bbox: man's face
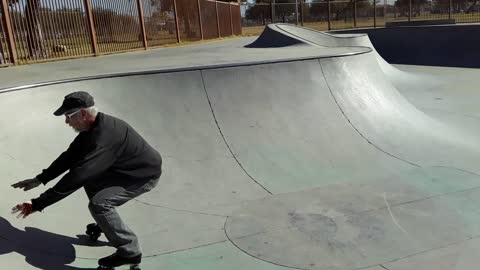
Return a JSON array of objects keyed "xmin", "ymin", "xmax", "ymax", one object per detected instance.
[{"xmin": 65, "ymin": 109, "xmax": 88, "ymax": 133}]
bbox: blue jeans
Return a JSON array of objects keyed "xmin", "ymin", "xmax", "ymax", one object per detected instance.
[{"xmin": 85, "ymin": 175, "xmax": 160, "ymax": 257}]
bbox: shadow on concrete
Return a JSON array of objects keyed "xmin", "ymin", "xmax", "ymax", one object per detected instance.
[{"xmin": 0, "ymin": 216, "xmax": 110, "ymax": 270}]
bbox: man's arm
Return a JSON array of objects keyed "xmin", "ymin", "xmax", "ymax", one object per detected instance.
[
  {"xmin": 35, "ymin": 136, "xmax": 83, "ymax": 185},
  {"xmin": 31, "ymin": 144, "xmax": 116, "ymax": 212}
]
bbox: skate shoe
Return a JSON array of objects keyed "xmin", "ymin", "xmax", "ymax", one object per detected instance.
[{"xmin": 97, "ymin": 253, "xmax": 142, "ymax": 270}]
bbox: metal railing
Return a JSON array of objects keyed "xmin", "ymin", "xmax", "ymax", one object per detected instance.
[
  {"xmin": 241, "ymin": 0, "xmax": 480, "ymax": 34},
  {"xmin": 0, "ymin": 0, "xmax": 242, "ymax": 66}
]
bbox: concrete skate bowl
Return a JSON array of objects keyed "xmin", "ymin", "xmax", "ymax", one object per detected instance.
[
  {"xmin": 333, "ymin": 24, "xmax": 480, "ymax": 68},
  {"xmin": 1, "ymin": 42, "xmax": 480, "ymax": 269}
]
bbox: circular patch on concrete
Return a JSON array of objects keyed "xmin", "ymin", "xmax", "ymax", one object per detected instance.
[{"xmin": 225, "ymin": 166, "xmax": 480, "ymax": 270}]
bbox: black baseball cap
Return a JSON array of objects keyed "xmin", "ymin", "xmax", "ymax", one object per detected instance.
[{"xmin": 54, "ymin": 91, "xmax": 95, "ymax": 116}]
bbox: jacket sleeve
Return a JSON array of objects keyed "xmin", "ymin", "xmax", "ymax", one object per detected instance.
[
  {"xmin": 35, "ymin": 136, "xmax": 83, "ymax": 185},
  {"xmin": 31, "ymin": 144, "xmax": 116, "ymax": 212}
]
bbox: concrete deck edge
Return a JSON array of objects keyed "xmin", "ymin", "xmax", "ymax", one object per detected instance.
[{"xmin": 0, "ymin": 49, "xmax": 372, "ymax": 94}]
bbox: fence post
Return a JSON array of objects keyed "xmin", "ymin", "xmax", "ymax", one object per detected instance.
[
  {"xmin": 84, "ymin": 0, "xmax": 98, "ymax": 56},
  {"xmin": 1, "ymin": 0, "xmax": 17, "ymax": 64},
  {"xmin": 272, "ymin": 0, "xmax": 275, "ymax": 22},
  {"xmin": 408, "ymin": 0, "xmax": 412, "ymax": 21},
  {"xmin": 270, "ymin": 2, "xmax": 273, "ymax": 23},
  {"xmin": 238, "ymin": 3, "xmax": 242, "ymax": 35},
  {"xmin": 216, "ymin": 1, "xmax": 221, "ymax": 38},
  {"xmin": 328, "ymin": 0, "xmax": 331, "ymax": 30},
  {"xmin": 300, "ymin": 0, "xmax": 304, "ymax": 26},
  {"xmin": 449, "ymin": 0, "xmax": 452, "ymax": 19},
  {"xmin": 373, "ymin": 0, "xmax": 377, "ymax": 27},
  {"xmin": 353, "ymin": 0, "xmax": 357, "ymax": 27},
  {"xmin": 295, "ymin": 0, "xmax": 299, "ymax": 25},
  {"xmin": 136, "ymin": 0, "xmax": 147, "ymax": 49},
  {"xmin": 229, "ymin": 3, "xmax": 233, "ymax": 36},
  {"xmin": 173, "ymin": 0, "xmax": 181, "ymax": 43},
  {"xmin": 197, "ymin": 0, "xmax": 204, "ymax": 40}
]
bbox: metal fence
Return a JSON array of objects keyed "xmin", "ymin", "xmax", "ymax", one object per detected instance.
[
  {"xmin": 0, "ymin": 0, "xmax": 242, "ymax": 66},
  {"xmin": 241, "ymin": 0, "xmax": 480, "ymax": 34}
]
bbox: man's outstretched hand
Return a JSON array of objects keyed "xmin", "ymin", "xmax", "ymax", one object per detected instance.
[
  {"xmin": 11, "ymin": 178, "xmax": 41, "ymax": 191},
  {"xmin": 11, "ymin": 202, "xmax": 35, "ymax": 219}
]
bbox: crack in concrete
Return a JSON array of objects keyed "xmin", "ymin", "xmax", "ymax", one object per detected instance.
[{"xmin": 2, "ymin": 153, "xmax": 16, "ymax": 160}]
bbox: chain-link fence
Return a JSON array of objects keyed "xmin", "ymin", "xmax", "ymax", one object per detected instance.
[
  {"xmin": 201, "ymin": 0, "xmax": 219, "ymax": 39},
  {"xmin": 0, "ymin": 0, "xmax": 242, "ymax": 66},
  {"xmin": 141, "ymin": 0, "xmax": 177, "ymax": 48},
  {"xmin": 91, "ymin": 0, "xmax": 144, "ymax": 53},
  {"xmin": 6, "ymin": 0, "xmax": 93, "ymax": 63},
  {"xmin": 242, "ymin": 0, "xmax": 480, "ymax": 35}
]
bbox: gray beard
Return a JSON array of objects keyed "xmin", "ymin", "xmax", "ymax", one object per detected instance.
[{"xmin": 72, "ymin": 126, "xmax": 82, "ymax": 133}]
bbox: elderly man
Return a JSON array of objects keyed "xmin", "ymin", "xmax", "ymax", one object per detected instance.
[{"xmin": 11, "ymin": 91, "xmax": 162, "ymax": 270}]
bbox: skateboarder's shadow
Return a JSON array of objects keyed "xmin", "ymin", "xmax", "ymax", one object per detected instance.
[{"xmin": 0, "ymin": 216, "xmax": 110, "ymax": 270}]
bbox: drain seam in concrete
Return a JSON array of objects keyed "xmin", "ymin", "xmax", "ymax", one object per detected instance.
[
  {"xmin": 132, "ymin": 199, "xmax": 227, "ymax": 217},
  {"xmin": 379, "ymin": 265, "xmax": 389, "ymax": 270},
  {"xmin": 144, "ymin": 239, "xmax": 229, "ymax": 258},
  {"xmin": 78, "ymin": 239, "xmax": 231, "ymax": 260},
  {"xmin": 318, "ymin": 59, "xmax": 421, "ymax": 168},
  {"xmin": 200, "ymin": 70, "xmax": 273, "ymax": 195}
]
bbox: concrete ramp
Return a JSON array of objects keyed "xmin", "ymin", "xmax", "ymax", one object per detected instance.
[
  {"xmin": 1, "ymin": 36, "xmax": 480, "ymax": 269},
  {"xmin": 246, "ymin": 24, "xmax": 402, "ymax": 77}
]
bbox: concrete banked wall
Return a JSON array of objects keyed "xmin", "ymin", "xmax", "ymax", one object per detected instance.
[
  {"xmin": 1, "ymin": 24, "xmax": 480, "ymax": 269},
  {"xmin": 333, "ymin": 24, "xmax": 480, "ymax": 68}
]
